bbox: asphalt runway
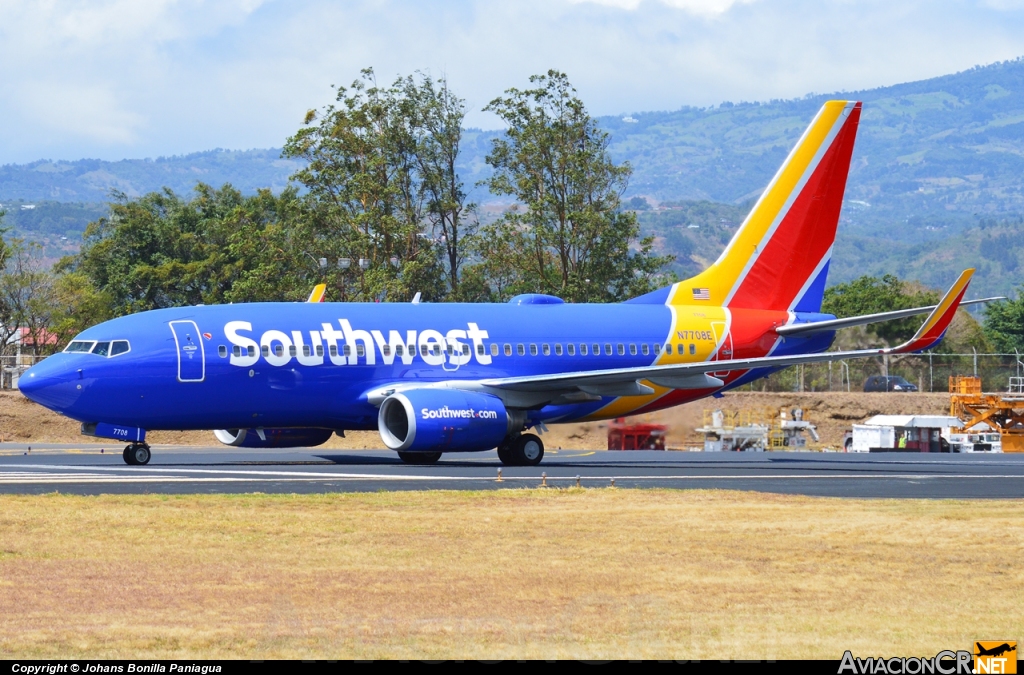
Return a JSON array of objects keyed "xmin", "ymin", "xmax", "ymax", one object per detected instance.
[{"xmin": 1, "ymin": 442, "xmax": 1023, "ymax": 497}]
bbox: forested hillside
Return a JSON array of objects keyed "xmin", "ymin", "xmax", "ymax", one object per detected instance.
[{"xmin": 0, "ymin": 149, "xmax": 299, "ymax": 203}]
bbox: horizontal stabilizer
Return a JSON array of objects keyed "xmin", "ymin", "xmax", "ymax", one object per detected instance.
[{"xmin": 777, "ymin": 294, "xmax": 1001, "ymax": 337}]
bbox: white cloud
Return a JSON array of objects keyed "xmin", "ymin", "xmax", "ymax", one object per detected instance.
[
  {"xmin": 1, "ymin": 0, "xmax": 1023, "ymax": 164},
  {"xmin": 570, "ymin": 0, "xmax": 759, "ymax": 17}
]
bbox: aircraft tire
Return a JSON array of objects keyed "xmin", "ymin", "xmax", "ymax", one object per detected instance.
[
  {"xmin": 513, "ymin": 433, "xmax": 544, "ymax": 466},
  {"xmin": 126, "ymin": 444, "xmax": 151, "ymax": 466},
  {"xmin": 496, "ymin": 440, "xmax": 515, "ymax": 465},
  {"xmin": 398, "ymin": 451, "xmax": 442, "ymax": 465}
]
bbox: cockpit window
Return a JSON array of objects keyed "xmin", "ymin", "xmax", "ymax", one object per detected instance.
[
  {"xmin": 65, "ymin": 341, "xmax": 95, "ymax": 353},
  {"xmin": 110, "ymin": 340, "xmax": 130, "ymax": 356},
  {"xmin": 92, "ymin": 341, "xmax": 111, "ymax": 356}
]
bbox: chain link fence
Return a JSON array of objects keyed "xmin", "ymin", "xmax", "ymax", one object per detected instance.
[{"xmin": 750, "ymin": 352, "xmax": 1024, "ymax": 393}]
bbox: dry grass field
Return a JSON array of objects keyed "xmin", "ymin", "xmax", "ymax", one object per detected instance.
[{"xmin": 1, "ymin": 489, "xmax": 1021, "ymax": 660}]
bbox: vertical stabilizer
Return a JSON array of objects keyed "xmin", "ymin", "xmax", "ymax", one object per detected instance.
[{"xmin": 668, "ymin": 100, "xmax": 861, "ymax": 311}]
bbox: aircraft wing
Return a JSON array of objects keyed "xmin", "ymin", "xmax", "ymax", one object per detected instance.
[{"xmin": 476, "ymin": 269, "xmax": 975, "ymax": 398}]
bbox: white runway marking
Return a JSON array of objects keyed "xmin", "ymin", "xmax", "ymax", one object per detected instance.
[{"xmin": 0, "ymin": 464, "xmax": 1020, "ymax": 484}]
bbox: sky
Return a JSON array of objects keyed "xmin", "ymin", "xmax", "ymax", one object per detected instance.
[{"xmin": 2, "ymin": 0, "xmax": 1024, "ymax": 164}]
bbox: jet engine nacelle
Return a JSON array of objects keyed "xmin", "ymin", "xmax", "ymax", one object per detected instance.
[
  {"xmin": 378, "ymin": 389, "xmax": 511, "ymax": 453},
  {"xmin": 213, "ymin": 428, "xmax": 334, "ymax": 448}
]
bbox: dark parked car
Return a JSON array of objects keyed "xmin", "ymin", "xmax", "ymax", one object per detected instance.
[{"xmin": 863, "ymin": 375, "xmax": 919, "ymax": 392}]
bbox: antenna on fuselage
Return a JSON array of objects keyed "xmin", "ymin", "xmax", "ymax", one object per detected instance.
[{"xmin": 411, "ymin": 292, "xmax": 421, "ymax": 304}]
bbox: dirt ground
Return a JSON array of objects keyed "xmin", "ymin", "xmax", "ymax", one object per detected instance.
[
  {"xmin": 0, "ymin": 389, "xmax": 950, "ymax": 450},
  {"xmin": 2, "ymin": 490, "xmax": 1022, "ymax": 659}
]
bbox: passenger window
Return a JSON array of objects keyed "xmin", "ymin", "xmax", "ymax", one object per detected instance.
[
  {"xmin": 580, "ymin": 344, "xmax": 588, "ymax": 355},
  {"xmin": 653, "ymin": 344, "xmax": 661, "ymax": 355},
  {"xmin": 330, "ymin": 345, "xmax": 338, "ymax": 357},
  {"xmin": 382, "ymin": 345, "xmax": 391, "ymax": 356},
  {"xmin": 65, "ymin": 341, "xmax": 95, "ymax": 353},
  {"xmin": 593, "ymin": 344, "xmax": 600, "ymax": 355},
  {"xmin": 530, "ymin": 344, "xmax": 538, "ymax": 356},
  {"xmin": 517, "ymin": 344, "xmax": 525, "ymax": 356},
  {"xmin": 421, "ymin": 345, "xmax": 429, "ymax": 356},
  {"xmin": 316, "ymin": 345, "xmax": 324, "ymax": 357},
  {"xmin": 431, "ymin": 345, "xmax": 440, "ymax": 356},
  {"xmin": 555, "ymin": 344, "xmax": 563, "ymax": 356},
  {"xmin": 262, "ymin": 345, "xmax": 270, "ymax": 357},
  {"xmin": 248, "ymin": 346, "xmax": 256, "ymax": 357},
  {"xmin": 288, "ymin": 346, "xmax": 297, "ymax": 357},
  {"xmin": 463, "ymin": 345, "xmax": 470, "ymax": 356},
  {"xmin": 542, "ymin": 344, "xmax": 550, "ymax": 356},
  {"xmin": 303, "ymin": 345, "xmax": 312, "ymax": 357},
  {"xmin": 629, "ymin": 344, "xmax": 637, "ymax": 356},
  {"xmin": 567, "ymin": 344, "xmax": 576, "ymax": 356},
  {"xmin": 677, "ymin": 343, "xmax": 685, "ymax": 354},
  {"xmin": 92, "ymin": 341, "xmax": 111, "ymax": 356},
  {"xmin": 690, "ymin": 344, "xmax": 696, "ymax": 355},
  {"xmin": 218, "ymin": 345, "xmax": 227, "ymax": 358},
  {"xmin": 274, "ymin": 345, "xmax": 284, "ymax": 357},
  {"xmin": 491, "ymin": 343, "xmax": 499, "ymax": 356},
  {"xmin": 477, "ymin": 344, "xmax": 485, "ymax": 355},
  {"xmin": 232, "ymin": 345, "xmax": 242, "ymax": 357},
  {"xmin": 505, "ymin": 344, "xmax": 513, "ymax": 356},
  {"xmin": 344, "ymin": 345, "xmax": 352, "ymax": 357},
  {"xmin": 111, "ymin": 340, "xmax": 130, "ymax": 356},
  {"xmin": 357, "ymin": 345, "xmax": 365, "ymax": 357},
  {"xmin": 446, "ymin": 343, "xmax": 454, "ymax": 355},
  {"xmin": 615, "ymin": 344, "xmax": 623, "ymax": 356},
  {"xmin": 641, "ymin": 344, "xmax": 649, "ymax": 356},
  {"xmin": 665, "ymin": 344, "xmax": 673, "ymax": 355},
  {"xmin": 395, "ymin": 345, "xmax": 403, "ymax": 356}
]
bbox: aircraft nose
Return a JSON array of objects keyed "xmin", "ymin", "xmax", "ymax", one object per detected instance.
[{"xmin": 19, "ymin": 355, "xmax": 81, "ymax": 411}]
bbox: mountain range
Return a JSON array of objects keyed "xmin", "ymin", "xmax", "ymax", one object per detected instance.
[{"xmin": 4, "ymin": 58, "xmax": 1024, "ymax": 299}]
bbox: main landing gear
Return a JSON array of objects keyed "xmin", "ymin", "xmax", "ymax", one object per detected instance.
[
  {"xmin": 497, "ymin": 433, "xmax": 544, "ymax": 466},
  {"xmin": 123, "ymin": 443, "xmax": 151, "ymax": 466}
]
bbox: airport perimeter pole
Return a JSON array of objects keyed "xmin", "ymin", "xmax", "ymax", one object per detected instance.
[{"xmin": 929, "ymin": 352, "xmax": 933, "ymax": 392}]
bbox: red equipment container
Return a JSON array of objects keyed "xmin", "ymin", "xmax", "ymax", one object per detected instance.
[{"xmin": 607, "ymin": 417, "xmax": 668, "ymax": 451}]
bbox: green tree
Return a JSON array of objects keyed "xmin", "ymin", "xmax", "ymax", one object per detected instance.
[
  {"xmin": 984, "ymin": 291, "xmax": 1024, "ymax": 353},
  {"xmin": 47, "ymin": 270, "xmax": 114, "ymax": 350},
  {"xmin": 0, "ymin": 239, "xmax": 84, "ymax": 355},
  {"xmin": 473, "ymin": 70, "xmax": 672, "ymax": 303},
  {"xmin": 0, "ymin": 212, "xmax": 16, "ymax": 354},
  {"xmin": 283, "ymin": 68, "xmax": 445, "ymax": 302},
  {"xmin": 66, "ymin": 184, "xmax": 305, "ymax": 315},
  {"xmin": 405, "ymin": 73, "xmax": 478, "ymax": 300}
]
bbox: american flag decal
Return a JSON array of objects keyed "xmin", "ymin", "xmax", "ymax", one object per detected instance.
[{"xmin": 692, "ymin": 288, "xmax": 710, "ymax": 300}]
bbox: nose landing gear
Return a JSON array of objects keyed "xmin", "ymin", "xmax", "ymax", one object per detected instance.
[{"xmin": 123, "ymin": 443, "xmax": 151, "ymax": 466}]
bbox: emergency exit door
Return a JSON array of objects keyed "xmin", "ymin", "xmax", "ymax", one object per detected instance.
[{"xmin": 170, "ymin": 320, "xmax": 205, "ymax": 382}]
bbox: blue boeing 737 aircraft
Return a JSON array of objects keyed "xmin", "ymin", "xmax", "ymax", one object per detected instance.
[{"xmin": 18, "ymin": 101, "xmax": 996, "ymax": 466}]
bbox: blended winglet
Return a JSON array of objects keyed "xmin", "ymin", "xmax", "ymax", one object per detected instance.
[
  {"xmin": 889, "ymin": 269, "xmax": 974, "ymax": 354},
  {"xmin": 307, "ymin": 284, "xmax": 327, "ymax": 303}
]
